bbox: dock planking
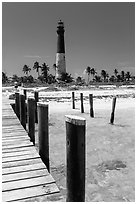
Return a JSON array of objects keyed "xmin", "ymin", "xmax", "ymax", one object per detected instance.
[{"xmin": 2, "ymin": 95, "xmax": 60, "ymax": 202}]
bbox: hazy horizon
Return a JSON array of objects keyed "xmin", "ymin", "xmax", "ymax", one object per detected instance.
[{"xmin": 2, "ymin": 2, "xmax": 135, "ymax": 78}]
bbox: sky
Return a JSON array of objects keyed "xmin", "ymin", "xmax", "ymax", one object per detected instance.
[{"xmin": 2, "ymin": 2, "xmax": 135, "ymax": 78}]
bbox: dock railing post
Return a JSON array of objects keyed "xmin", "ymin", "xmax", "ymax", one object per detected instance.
[
  {"xmin": 37, "ymin": 102, "xmax": 49, "ymax": 172},
  {"xmin": 15, "ymin": 92, "xmax": 20, "ymax": 119},
  {"xmin": 34, "ymin": 91, "xmax": 39, "ymax": 123},
  {"xmin": 110, "ymin": 97, "xmax": 117, "ymax": 124},
  {"xmin": 19, "ymin": 94, "xmax": 26, "ymax": 130},
  {"xmin": 65, "ymin": 115, "xmax": 86, "ymax": 202},
  {"xmin": 72, "ymin": 92, "xmax": 75, "ymax": 109},
  {"xmin": 89, "ymin": 94, "xmax": 94, "ymax": 117},
  {"xmin": 28, "ymin": 97, "xmax": 35, "ymax": 145},
  {"xmin": 80, "ymin": 93, "xmax": 84, "ymax": 113}
]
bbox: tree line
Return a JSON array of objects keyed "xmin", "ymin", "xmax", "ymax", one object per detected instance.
[
  {"xmin": 2, "ymin": 62, "xmax": 135, "ymax": 85},
  {"xmin": 84, "ymin": 67, "xmax": 134, "ymax": 84}
]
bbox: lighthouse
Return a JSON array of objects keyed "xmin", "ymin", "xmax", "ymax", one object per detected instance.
[{"xmin": 55, "ymin": 20, "xmax": 66, "ymax": 79}]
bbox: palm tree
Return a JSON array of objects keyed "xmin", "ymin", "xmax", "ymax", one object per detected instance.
[
  {"xmin": 85, "ymin": 66, "xmax": 91, "ymax": 83},
  {"xmin": 109, "ymin": 75, "xmax": 115, "ymax": 82},
  {"xmin": 106, "ymin": 73, "xmax": 109, "ymax": 82},
  {"xmin": 2, "ymin": 72, "xmax": 8, "ymax": 83},
  {"xmin": 101, "ymin": 70, "xmax": 107, "ymax": 82},
  {"xmin": 12, "ymin": 74, "xmax": 19, "ymax": 82},
  {"xmin": 33, "ymin": 61, "xmax": 41, "ymax": 77},
  {"xmin": 125, "ymin": 71, "xmax": 131, "ymax": 81},
  {"xmin": 95, "ymin": 75, "xmax": 101, "ymax": 82},
  {"xmin": 22, "ymin": 65, "xmax": 31, "ymax": 77},
  {"xmin": 41, "ymin": 63, "xmax": 49, "ymax": 83},
  {"xmin": 114, "ymin": 69, "xmax": 118, "ymax": 78},
  {"xmin": 90, "ymin": 68, "xmax": 97, "ymax": 81},
  {"xmin": 121, "ymin": 71, "xmax": 125, "ymax": 82}
]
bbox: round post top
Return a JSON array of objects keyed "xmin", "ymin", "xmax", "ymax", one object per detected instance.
[
  {"xmin": 37, "ymin": 102, "xmax": 48, "ymax": 107},
  {"xmin": 65, "ymin": 115, "xmax": 86, "ymax": 126},
  {"xmin": 27, "ymin": 97, "xmax": 35, "ymax": 101}
]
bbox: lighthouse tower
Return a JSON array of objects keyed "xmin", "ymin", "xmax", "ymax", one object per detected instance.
[{"xmin": 55, "ymin": 20, "xmax": 66, "ymax": 79}]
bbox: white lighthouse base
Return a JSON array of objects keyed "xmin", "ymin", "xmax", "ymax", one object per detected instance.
[{"xmin": 56, "ymin": 53, "xmax": 66, "ymax": 79}]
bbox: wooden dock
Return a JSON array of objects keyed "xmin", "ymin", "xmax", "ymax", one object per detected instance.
[{"xmin": 2, "ymin": 95, "xmax": 60, "ymax": 202}]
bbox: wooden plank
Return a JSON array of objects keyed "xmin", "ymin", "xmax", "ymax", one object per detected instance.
[
  {"xmin": 2, "ymin": 183, "xmax": 59, "ymax": 202},
  {"xmin": 2, "ymin": 135, "xmax": 29, "ymax": 140},
  {"xmin": 2, "ymin": 137, "xmax": 30, "ymax": 145},
  {"xmin": 2, "ymin": 151, "xmax": 40, "ymax": 163},
  {"xmin": 2, "ymin": 117, "xmax": 18, "ymax": 120},
  {"xmin": 2, "ymin": 131, "xmax": 28, "ymax": 137},
  {"xmin": 2, "ymin": 162, "xmax": 46, "ymax": 175},
  {"xmin": 2, "ymin": 126, "xmax": 26, "ymax": 130},
  {"xmin": 2, "ymin": 174, "xmax": 55, "ymax": 191},
  {"xmin": 20, "ymin": 192, "xmax": 62, "ymax": 202},
  {"xmin": 2, "ymin": 148, "xmax": 37, "ymax": 158},
  {"xmin": 2, "ymin": 141, "xmax": 33, "ymax": 149},
  {"xmin": 2, "ymin": 168, "xmax": 49, "ymax": 182},
  {"xmin": 2, "ymin": 145, "xmax": 34, "ymax": 153},
  {"xmin": 2, "ymin": 122, "xmax": 22, "ymax": 127},
  {"xmin": 2, "ymin": 157, "xmax": 42, "ymax": 168}
]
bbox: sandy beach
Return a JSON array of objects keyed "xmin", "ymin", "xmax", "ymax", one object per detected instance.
[
  {"xmin": 47, "ymin": 97, "xmax": 134, "ymax": 201},
  {"xmin": 2, "ymin": 86, "xmax": 135, "ymax": 202}
]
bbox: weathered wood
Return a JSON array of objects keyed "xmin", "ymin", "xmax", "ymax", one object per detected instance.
[
  {"xmin": 65, "ymin": 115, "xmax": 86, "ymax": 202},
  {"xmin": 15, "ymin": 92, "xmax": 20, "ymax": 118},
  {"xmin": 2, "ymin": 168, "xmax": 49, "ymax": 183},
  {"xmin": 2, "ymin": 116, "xmax": 17, "ymax": 119},
  {"xmin": 2, "ymin": 174, "xmax": 55, "ymax": 191},
  {"xmin": 89, "ymin": 94, "xmax": 94, "ymax": 117},
  {"xmin": 28, "ymin": 97, "xmax": 35, "ymax": 144},
  {"xmin": 19, "ymin": 94, "xmax": 26, "ymax": 129},
  {"xmin": 2, "ymin": 136, "xmax": 30, "ymax": 142},
  {"xmin": 23, "ymin": 89, "xmax": 27, "ymax": 100},
  {"xmin": 2, "ymin": 127, "xmax": 26, "ymax": 132},
  {"xmin": 38, "ymin": 102, "xmax": 50, "ymax": 172},
  {"xmin": 110, "ymin": 97, "xmax": 117, "ymax": 124},
  {"xmin": 2, "ymin": 135, "xmax": 29, "ymax": 140},
  {"xmin": 34, "ymin": 91, "xmax": 39, "ymax": 123},
  {"xmin": 72, "ymin": 91, "xmax": 75, "ymax": 109},
  {"xmin": 2, "ymin": 120, "xmax": 21, "ymax": 126},
  {"xmin": 20, "ymin": 192, "xmax": 61, "ymax": 202},
  {"xmin": 2, "ymin": 183, "xmax": 59, "ymax": 202},
  {"xmin": 2, "ymin": 151, "xmax": 40, "ymax": 163},
  {"xmin": 2, "ymin": 150, "xmax": 37, "ymax": 159},
  {"xmin": 2, "ymin": 145, "xmax": 34, "ymax": 153},
  {"xmin": 2, "ymin": 140, "xmax": 33, "ymax": 149},
  {"xmin": 2, "ymin": 95, "xmax": 59, "ymax": 202},
  {"xmin": 80, "ymin": 93, "xmax": 84, "ymax": 113},
  {"xmin": 2, "ymin": 162, "xmax": 46, "ymax": 175},
  {"xmin": 2, "ymin": 157, "xmax": 42, "ymax": 168}
]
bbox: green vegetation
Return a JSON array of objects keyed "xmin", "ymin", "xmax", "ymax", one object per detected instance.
[{"xmin": 2, "ymin": 62, "xmax": 135, "ymax": 87}]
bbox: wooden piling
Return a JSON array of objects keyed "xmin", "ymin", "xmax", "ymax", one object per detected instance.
[
  {"xmin": 15, "ymin": 92, "xmax": 20, "ymax": 119},
  {"xmin": 65, "ymin": 115, "xmax": 86, "ymax": 202},
  {"xmin": 34, "ymin": 91, "xmax": 39, "ymax": 123},
  {"xmin": 72, "ymin": 92, "xmax": 75, "ymax": 109},
  {"xmin": 37, "ymin": 102, "xmax": 49, "ymax": 172},
  {"xmin": 19, "ymin": 94, "xmax": 26, "ymax": 130},
  {"xmin": 80, "ymin": 93, "xmax": 84, "ymax": 113},
  {"xmin": 28, "ymin": 97, "xmax": 35, "ymax": 145},
  {"xmin": 23, "ymin": 89, "xmax": 27, "ymax": 100},
  {"xmin": 110, "ymin": 97, "xmax": 117, "ymax": 124},
  {"xmin": 89, "ymin": 94, "xmax": 94, "ymax": 117}
]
